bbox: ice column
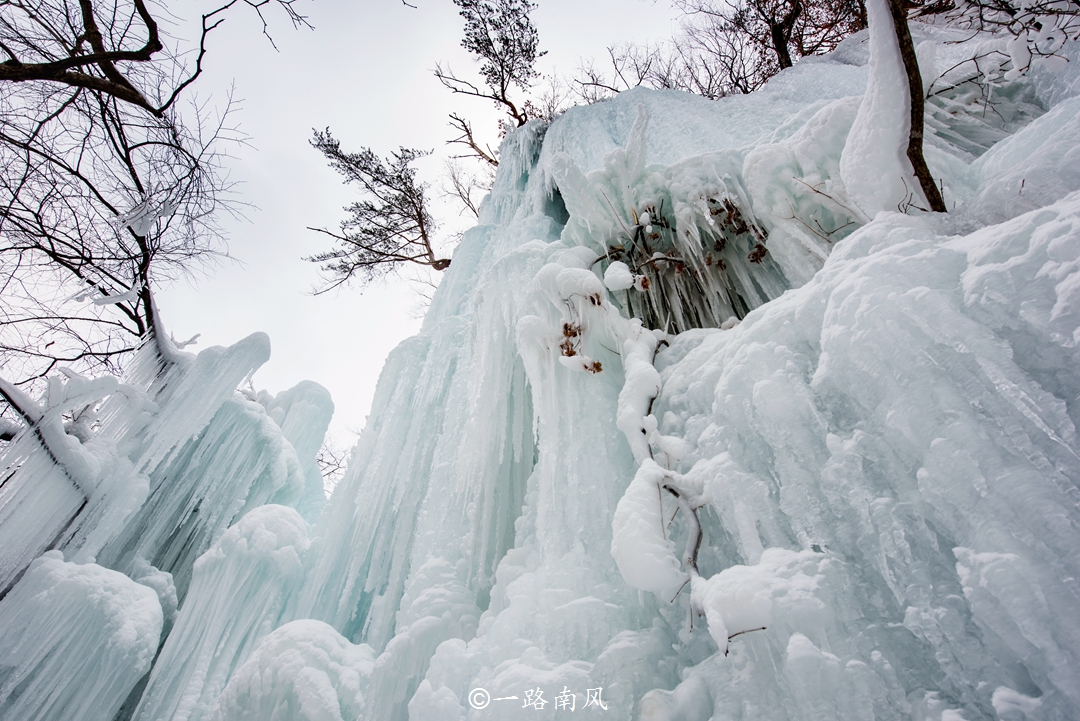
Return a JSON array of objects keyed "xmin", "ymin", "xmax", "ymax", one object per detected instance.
[{"xmin": 132, "ymin": 505, "xmax": 309, "ymax": 721}]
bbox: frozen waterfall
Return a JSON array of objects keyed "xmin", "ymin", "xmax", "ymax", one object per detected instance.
[{"xmin": 3, "ymin": 16, "xmax": 1080, "ymax": 721}]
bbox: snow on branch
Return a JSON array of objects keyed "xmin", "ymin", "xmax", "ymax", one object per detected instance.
[{"xmin": 0, "ymin": 370, "xmax": 143, "ymax": 494}]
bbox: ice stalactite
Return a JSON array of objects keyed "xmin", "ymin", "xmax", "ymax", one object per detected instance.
[
  {"xmin": 133, "ymin": 505, "xmax": 310, "ymax": 721},
  {"xmin": 0, "ymin": 323, "xmax": 334, "ymax": 720},
  {"xmin": 261, "ymin": 381, "xmax": 335, "ymax": 522},
  {"xmin": 0, "ymin": 332, "xmax": 275, "ymax": 595},
  {"xmin": 4, "ymin": 18, "xmax": 1080, "ymax": 721},
  {"xmin": 0, "ymin": 373, "xmax": 146, "ymax": 595},
  {"xmin": 97, "ymin": 390, "xmax": 313, "ymax": 603},
  {"xmin": 550, "ymin": 106, "xmax": 790, "ymax": 333}
]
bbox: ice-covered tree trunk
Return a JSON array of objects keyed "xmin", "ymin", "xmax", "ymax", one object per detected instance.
[{"xmin": 840, "ymin": 0, "xmax": 937, "ymax": 215}]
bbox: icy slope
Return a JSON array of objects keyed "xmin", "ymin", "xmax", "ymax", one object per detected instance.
[{"xmin": 641, "ymin": 198, "xmax": 1080, "ymax": 719}]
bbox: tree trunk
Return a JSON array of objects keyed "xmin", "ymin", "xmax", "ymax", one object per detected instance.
[
  {"xmin": 769, "ymin": 0, "xmax": 802, "ymax": 70},
  {"xmin": 884, "ymin": 0, "xmax": 947, "ymax": 212},
  {"xmin": 771, "ymin": 24, "xmax": 796, "ymax": 68}
]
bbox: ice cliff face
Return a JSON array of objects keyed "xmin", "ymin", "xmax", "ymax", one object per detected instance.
[{"xmin": 3, "ymin": 14, "xmax": 1080, "ymax": 721}]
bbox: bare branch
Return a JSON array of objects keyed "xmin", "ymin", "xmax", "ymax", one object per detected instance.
[
  {"xmin": 317, "ymin": 432, "xmax": 353, "ymax": 494},
  {"xmin": 442, "ymin": 157, "xmax": 491, "ymax": 219},
  {"xmin": 0, "ymin": 13, "xmax": 248, "ymax": 389},
  {"xmin": 446, "ymin": 113, "xmax": 499, "ymax": 167},
  {"xmin": 0, "ymin": 0, "xmax": 311, "ymax": 114}
]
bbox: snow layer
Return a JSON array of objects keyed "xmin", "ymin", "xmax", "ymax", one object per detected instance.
[
  {"xmin": 839, "ymin": 0, "xmax": 917, "ymax": 215},
  {"xmin": 611, "ymin": 459, "xmax": 688, "ymax": 598}
]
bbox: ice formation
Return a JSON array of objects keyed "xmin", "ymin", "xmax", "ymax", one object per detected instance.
[
  {"xmin": 0, "ymin": 551, "xmax": 162, "ymax": 721},
  {"xmin": 3, "ymin": 8, "xmax": 1080, "ymax": 721}
]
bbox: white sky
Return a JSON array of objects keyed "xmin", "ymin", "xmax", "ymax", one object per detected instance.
[{"xmin": 160, "ymin": 0, "xmax": 681, "ymax": 440}]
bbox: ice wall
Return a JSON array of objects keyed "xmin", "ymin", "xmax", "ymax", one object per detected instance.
[{"xmin": 0, "ymin": 330, "xmax": 333, "ymax": 719}]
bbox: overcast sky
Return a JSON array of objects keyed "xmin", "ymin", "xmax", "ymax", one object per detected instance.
[{"xmin": 159, "ymin": 0, "xmax": 680, "ymax": 440}]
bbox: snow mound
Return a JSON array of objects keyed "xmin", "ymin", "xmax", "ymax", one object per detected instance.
[
  {"xmin": 0, "ymin": 552, "xmax": 162, "ymax": 721},
  {"xmin": 212, "ymin": 619, "xmax": 375, "ymax": 721}
]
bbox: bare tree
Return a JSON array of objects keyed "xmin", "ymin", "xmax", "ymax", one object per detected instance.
[
  {"xmin": 574, "ymin": 0, "xmax": 866, "ymax": 104},
  {"xmin": 316, "ymin": 431, "xmax": 355, "ymax": 495},
  {"xmin": 0, "ymin": 75, "xmax": 237, "ymax": 394},
  {"xmin": 307, "ymin": 129, "xmax": 451, "ymax": 293},
  {"xmin": 440, "ymin": 75, "xmax": 566, "ymax": 218},
  {"xmin": 571, "ymin": 34, "xmax": 765, "ymax": 103},
  {"xmin": 572, "ymin": 42, "xmax": 681, "ymax": 101},
  {"xmin": 521, "ymin": 73, "xmax": 574, "ymax": 122},
  {"xmin": 676, "ymin": 0, "xmax": 867, "ymax": 80},
  {"xmin": 443, "ymin": 158, "xmax": 493, "ymax": 219},
  {"xmin": 678, "ymin": 0, "xmax": 864, "ymax": 72},
  {"xmin": 0, "ymin": 0, "xmax": 306, "ymax": 430},
  {"xmin": 681, "ymin": 19, "xmax": 770, "ymax": 95},
  {"xmin": 0, "ymin": 0, "xmax": 310, "ymax": 116}
]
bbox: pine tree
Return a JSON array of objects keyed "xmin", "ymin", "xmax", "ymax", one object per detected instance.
[{"xmin": 307, "ymin": 130, "xmax": 450, "ymax": 292}]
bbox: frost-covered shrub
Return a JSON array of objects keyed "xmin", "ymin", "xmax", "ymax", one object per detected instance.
[{"xmin": 553, "ymin": 106, "xmax": 791, "ymax": 333}]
